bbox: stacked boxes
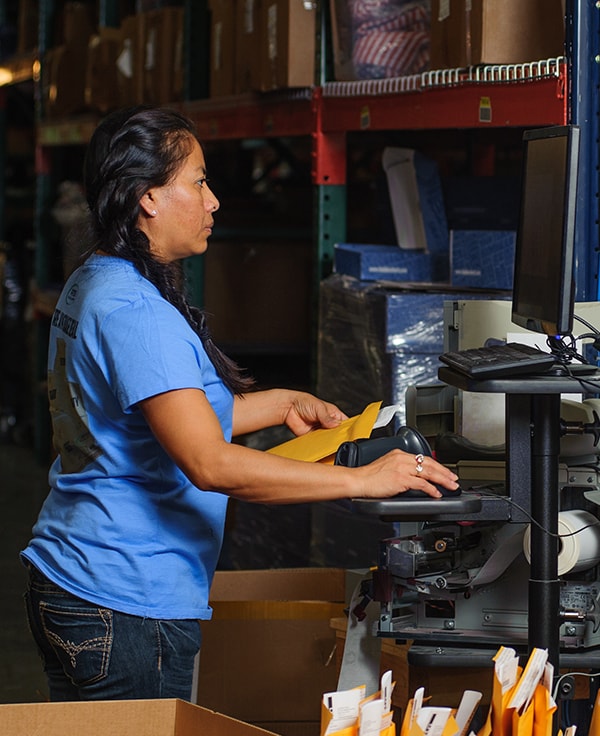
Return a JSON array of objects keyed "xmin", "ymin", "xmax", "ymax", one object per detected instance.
[
  {"xmin": 430, "ymin": 0, "xmax": 564, "ymax": 69},
  {"xmin": 43, "ymin": 3, "xmax": 185, "ymax": 118},
  {"xmin": 211, "ymin": 0, "xmax": 316, "ymax": 96},
  {"xmin": 43, "ymin": 2, "xmax": 95, "ymax": 119},
  {"xmin": 329, "ymin": 0, "xmax": 565, "ymax": 80},
  {"xmin": 317, "ymin": 274, "xmax": 508, "ymax": 418}
]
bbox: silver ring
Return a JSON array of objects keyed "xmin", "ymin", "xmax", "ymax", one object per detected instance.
[{"xmin": 415, "ymin": 453, "xmax": 424, "ymax": 473}]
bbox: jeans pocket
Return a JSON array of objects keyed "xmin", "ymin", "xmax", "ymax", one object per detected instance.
[{"xmin": 39, "ymin": 602, "xmax": 113, "ymax": 687}]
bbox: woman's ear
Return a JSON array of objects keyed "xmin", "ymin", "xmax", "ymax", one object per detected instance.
[{"xmin": 139, "ymin": 190, "xmax": 158, "ymax": 217}]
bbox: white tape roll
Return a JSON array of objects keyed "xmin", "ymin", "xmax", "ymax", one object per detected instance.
[{"xmin": 523, "ymin": 510, "xmax": 600, "ymax": 576}]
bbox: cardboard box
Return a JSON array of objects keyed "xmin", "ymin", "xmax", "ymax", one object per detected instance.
[
  {"xmin": 259, "ymin": 0, "xmax": 316, "ymax": 90},
  {"xmin": 62, "ymin": 1, "xmax": 95, "ymax": 48},
  {"xmin": 0, "ymin": 698, "xmax": 279, "ymax": 736},
  {"xmin": 85, "ymin": 27, "xmax": 122, "ymax": 113},
  {"xmin": 429, "ymin": 0, "xmax": 470, "ymax": 70},
  {"xmin": 328, "ymin": 0, "xmax": 356, "ymax": 81},
  {"xmin": 235, "ymin": 0, "xmax": 263, "ymax": 93},
  {"xmin": 430, "ymin": 0, "xmax": 564, "ymax": 68},
  {"xmin": 196, "ymin": 568, "xmax": 347, "ymax": 728},
  {"xmin": 450, "ymin": 229, "xmax": 516, "ymax": 290},
  {"xmin": 143, "ymin": 7, "xmax": 185, "ymax": 105},
  {"xmin": 17, "ymin": 0, "xmax": 39, "ymax": 53},
  {"xmin": 44, "ymin": 44, "xmax": 89, "ymax": 119},
  {"xmin": 210, "ymin": 0, "xmax": 237, "ymax": 97},
  {"xmin": 334, "ymin": 243, "xmax": 449, "ymax": 283},
  {"xmin": 117, "ymin": 14, "xmax": 146, "ymax": 106}
]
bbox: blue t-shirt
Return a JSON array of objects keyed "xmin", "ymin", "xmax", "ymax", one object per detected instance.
[{"xmin": 22, "ymin": 255, "xmax": 233, "ymax": 619}]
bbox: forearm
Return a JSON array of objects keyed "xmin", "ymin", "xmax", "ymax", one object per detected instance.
[
  {"xmin": 231, "ymin": 389, "xmax": 295, "ymax": 436},
  {"xmin": 186, "ymin": 438, "xmax": 358, "ymax": 504}
]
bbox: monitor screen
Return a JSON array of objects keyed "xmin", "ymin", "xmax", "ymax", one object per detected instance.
[{"xmin": 511, "ymin": 124, "xmax": 580, "ymax": 337}]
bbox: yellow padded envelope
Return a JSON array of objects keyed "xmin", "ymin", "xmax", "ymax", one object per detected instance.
[{"xmin": 266, "ymin": 401, "xmax": 382, "ymax": 465}]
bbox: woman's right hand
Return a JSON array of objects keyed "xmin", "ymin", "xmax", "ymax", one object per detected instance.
[{"xmin": 353, "ymin": 449, "xmax": 459, "ymax": 499}]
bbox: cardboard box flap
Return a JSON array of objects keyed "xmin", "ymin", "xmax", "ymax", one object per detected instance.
[
  {"xmin": 0, "ymin": 699, "xmax": 280, "ymax": 735},
  {"xmin": 209, "ymin": 568, "xmax": 347, "ymax": 602}
]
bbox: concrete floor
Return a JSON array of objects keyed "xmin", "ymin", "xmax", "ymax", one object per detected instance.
[{"xmin": 0, "ymin": 444, "xmax": 49, "ymax": 703}]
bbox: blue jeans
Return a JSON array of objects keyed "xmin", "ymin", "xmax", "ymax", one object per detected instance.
[{"xmin": 24, "ymin": 565, "xmax": 201, "ymax": 701}]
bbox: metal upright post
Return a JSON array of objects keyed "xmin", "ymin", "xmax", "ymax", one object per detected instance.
[{"xmin": 567, "ymin": 0, "xmax": 600, "ymax": 301}]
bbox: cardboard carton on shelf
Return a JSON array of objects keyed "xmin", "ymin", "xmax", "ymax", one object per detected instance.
[
  {"xmin": 235, "ymin": 0, "xmax": 263, "ymax": 93},
  {"xmin": 143, "ymin": 6, "xmax": 185, "ymax": 105},
  {"xmin": 116, "ymin": 14, "xmax": 145, "ymax": 106},
  {"xmin": 196, "ymin": 568, "xmax": 349, "ymax": 734},
  {"xmin": 0, "ymin": 698, "xmax": 280, "ymax": 736},
  {"xmin": 210, "ymin": 0, "xmax": 237, "ymax": 97},
  {"xmin": 430, "ymin": 0, "xmax": 564, "ymax": 69},
  {"xmin": 85, "ymin": 27, "xmax": 122, "ymax": 114},
  {"xmin": 259, "ymin": 0, "xmax": 316, "ymax": 91}
]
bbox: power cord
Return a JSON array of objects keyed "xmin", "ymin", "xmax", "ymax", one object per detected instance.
[{"xmin": 468, "ymin": 488, "xmax": 600, "ymax": 540}]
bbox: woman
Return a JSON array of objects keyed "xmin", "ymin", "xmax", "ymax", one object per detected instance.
[{"xmin": 21, "ymin": 106, "xmax": 458, "ymax": 702}]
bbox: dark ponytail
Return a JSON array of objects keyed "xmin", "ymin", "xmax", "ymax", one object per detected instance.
[{"xmin": 83, "ymin": 106, "xmax": 254, "ymax": 395}]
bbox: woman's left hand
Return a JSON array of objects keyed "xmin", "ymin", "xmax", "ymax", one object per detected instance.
[{"xmin": 283, "ymin": 393, "xmax": 348, "ymax": 436}]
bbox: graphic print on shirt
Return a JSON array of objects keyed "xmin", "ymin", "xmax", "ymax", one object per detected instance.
[{"xmin": 48, "ymin": 338, "xmax": 103, "ymax": 473}]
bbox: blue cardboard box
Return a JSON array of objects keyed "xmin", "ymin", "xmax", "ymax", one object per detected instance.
[
  {"xmin": 334, "ymin": 243, "xmax": 449, "ymax": 283},
  {"xmin": 450, "ymin": 230, "xmax": 516, "ymax": 290}
]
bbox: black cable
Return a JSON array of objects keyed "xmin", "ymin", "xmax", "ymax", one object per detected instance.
[
  {"xmin": 472, "ymin": 488, "xmax": 600, "ymax": 540},
  {"xmin": 574, "ymin": 313, "xmax": 600, "ymax": 335}
]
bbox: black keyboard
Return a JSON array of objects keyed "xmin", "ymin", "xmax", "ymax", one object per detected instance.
[{"xmin": 439, "ymin": 342, "xmax": 557, "ymax": 379}]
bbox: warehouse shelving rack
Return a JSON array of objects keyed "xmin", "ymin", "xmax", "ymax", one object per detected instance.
[{"xmin": 0, "ymin": 0, "xmax": 598, "ymax": 457}]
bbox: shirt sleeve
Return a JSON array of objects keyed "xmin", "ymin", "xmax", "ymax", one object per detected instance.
[{"xmin": 97, "ymin": 293, "xmax": 208, "ymax": 412}]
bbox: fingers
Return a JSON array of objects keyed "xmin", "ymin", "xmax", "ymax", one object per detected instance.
[{"xmin": 358, "ymin": 449, "xmax": 459, "ymax": 500}]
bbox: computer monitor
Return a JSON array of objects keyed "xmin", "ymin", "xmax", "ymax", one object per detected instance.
[{"xmin": 511, "ymin": 124, "xmax": 580, "ymax": 338}]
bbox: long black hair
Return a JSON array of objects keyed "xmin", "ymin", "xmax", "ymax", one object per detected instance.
[{"xmin": 83, "ymin": 105, "xmax": 254, "ymax": 395}]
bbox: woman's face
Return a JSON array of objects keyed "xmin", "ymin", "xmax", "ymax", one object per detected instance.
[{"xmin": 141, "ymin": 136, "xmax": 220, "ymax": 262}]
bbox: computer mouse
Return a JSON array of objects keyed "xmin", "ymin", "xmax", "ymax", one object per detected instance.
[
  {"xmin": 394, "ymin": 426, "xmax": 461, "ymax": 497},
  {"xmin": 400, "ymin": 486, "xmax": 462, "ymax": 499}
]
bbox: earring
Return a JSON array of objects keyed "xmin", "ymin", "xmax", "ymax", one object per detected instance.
[{"xmin": 151, "ymin": 210, "xmax": 157, "ymax": 216}]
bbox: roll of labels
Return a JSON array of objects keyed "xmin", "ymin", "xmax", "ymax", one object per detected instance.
[{"xmin": 524, "ymin": 509, "xmax": 600, "ymax": 576}]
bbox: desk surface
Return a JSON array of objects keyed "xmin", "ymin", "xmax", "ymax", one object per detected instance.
[{"xmin": 438, "ymin": 366, "xmax": 600, "ymax": 394}]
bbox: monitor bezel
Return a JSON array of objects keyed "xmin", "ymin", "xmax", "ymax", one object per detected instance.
[{"xmin": 511, "ymin": 124, "xmax": 580, "ymax": 337}]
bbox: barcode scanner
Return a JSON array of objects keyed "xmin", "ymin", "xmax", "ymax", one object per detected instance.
[{"xmin": 334, "ymin": 426, "xmax": 461, "ymax": 498}]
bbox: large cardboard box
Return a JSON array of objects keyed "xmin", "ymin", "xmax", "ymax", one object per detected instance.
[
  {"xmin": 117, "ymin": 14, "xmax": 146, "ymax": 106},
  {"xmin": 430, "ymin": 0, "xmax": 564, "ymax": 68},
  {"xmin": 235, "ymin": 0, "xmax": 263, "ymax": 93},
  {"xmin": 85, "ymin": 27, "xmax": 122, "ymax": 114},
  {"xmin": 196, "ymin": 568, "xmax": 347, "ymax": 730},
  {"xmin": 143, "ymin": 7, "xmax": 185, "ymax": 105},
  {"xmin": 17, "ymin": 0, "xmax": 39, "ymax": 53},
  {"xmin": 210, "ymin": 0, "xmax": 237, "ymax": 97},
  {"xmin": 0, "ymin": 698, "xmax": 279, "ymax": 736},
  {"xmin": 44, "ymin": 44, "xmax": 89, "ymax": 119},
  {"xmin": 259, "ymin": 0, "xmax": 315, "ymax": 90}
]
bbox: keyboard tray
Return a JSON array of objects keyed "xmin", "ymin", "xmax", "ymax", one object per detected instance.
[{"xmin": 353, "ymin": 492, "xmax": 482, "ymax": 520}]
